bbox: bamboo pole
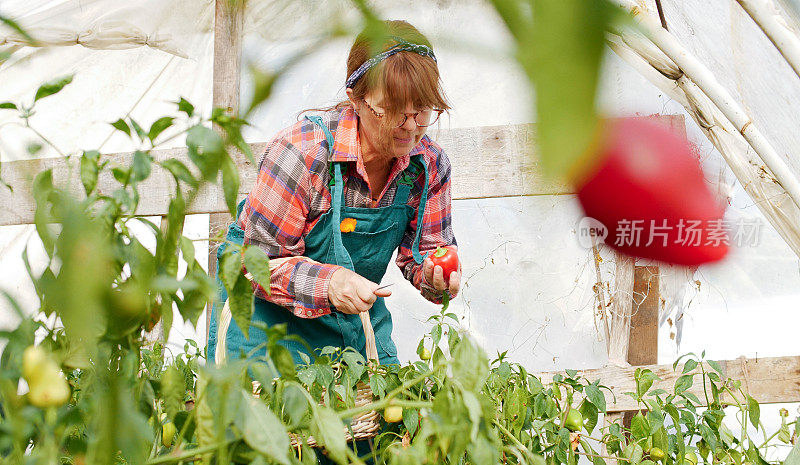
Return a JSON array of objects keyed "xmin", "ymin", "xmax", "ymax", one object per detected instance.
[
  {"xmin": 611, "ymin": 0, "xmax": 800, "ymax": 214},
  {"xmin": 736, "ymin": 0, "xmax": 800, "ymax": 81}
]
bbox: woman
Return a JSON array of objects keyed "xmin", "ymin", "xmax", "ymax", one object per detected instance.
[{"xmin": 207, "ymin": 20, "xmax": 460, "ymax": 366}]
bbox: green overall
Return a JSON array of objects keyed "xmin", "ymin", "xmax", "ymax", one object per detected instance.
[{"xmin": 206, "ymin": 115, "xmax": 429, "ymax": 367}]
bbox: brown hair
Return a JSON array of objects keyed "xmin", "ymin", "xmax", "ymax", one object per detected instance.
[
  {"xmin": 304, "ymin": 20, "xmax": 450, "ymax": 117},
  {"xmin": 347, "ymin": 20, "xmax": 450, "ymax": 114}
]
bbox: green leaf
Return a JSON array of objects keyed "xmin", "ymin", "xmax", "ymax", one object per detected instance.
[
  {"xmin": 160, "ymin": 159, "xmax": 198, "ymax": 188},
  {"xmin": 674, "ymin": 374, "xmax": 693, "ymax": 394},
  {"xmin": 584, "ymin": 383, "xmax": 606, "ymax": 412},
  {"xmin": 221, "ymin": 155, "xmax": 240, "ymax": 216},
  {"xmin": 403, "ymin": 407, "xmax": 419, "ymax": 435},
  {"xmin": 228, "ymin": 273, "xmax": 254, "ymax": 339},
  {"xmin": 747, "ymin": 395, "xmax": 760, "ymax": 428},
  {"xmin": 630, "ymin": 412, "xmax": 649, "ymax": 440},
  {"xmin": 431, "ymin": 323, "xmax": 442, "ymax": 345},
  {"xmin": 527, "ymin": 0, "xmax": 610, "ymax": 180},
  {"xmin": 706, "ymin": 359, "xmax": 724, "ymax": 376},
  {"xmin": 462, "ymin": 390, "xmax": 482, "ymax": 440},
  {"xmin": 130, "ymin": 118, "xmax": 146, "ymax": 140},
  {"xmin": 235, "ymin": 390, "xmax": 291, "ymax": 465},
  {"xmin": 579, "ymin": 400, "xmax": 599, "ymax": 434},
  {"xmin": 646, "ymin": 410, "xmax": 664, "ymax": 435},
  {"xmin": 636, "ymin": 369, "xmax": 657, "ymax": 398},
  {"xmin": 156, "ymin": 191, "xmax": 185, "ymax": 275},
  {"xmin": 148, "ymin": 116, "xmax": 174, "ymax": 142},
  {"xmin": 341, "ymin": 349, "xmax": 366, "ymax": 381},
  {"xmin": 298, "ymin": 366, "xmax": 315, "ymax": 386},
  {"xmin": 719, "ymin": 423, "xmax": 735, "ymax": 447},
  {"xmin": 186, "ymin": 124, "xmax": 225, "ymax": 180},
  {"xmin": 682, "ymin": 359, "xmax": 698, "ymax": 373},
  {"xmin": 452, "ymin": 338, "xmax": 489, "ymax": 392},
  {"xmin": 111, "ymin": 118, "xmax": 131, "ymax": 137},
  {"xmin": 194, "ymin": 375, "xmax": 216, "ymax": 461},
  {"xmin": 80, "ymin": 150, "xmax": 100, "ymax": 195},
  {"xmin": 270, "ymin": 344, "xmax": 296, "ymax": 379},
  {"xmin": 624, "ymin": 443, "xmax": 644, "ymax": 465},
  {"xmin": 220, "ymin": 248, "xmax": 242, "ymax": 292},
  {"xmin": 179, "ymin": 236, "xmax": 196, "ymax": 265},
  {"xmin": 159, "ymin": 296, "xmax": 174, "ymax": 341},
  {"xmin": 504, "ymin": 385, "xmax": 524, "ymax": 422},
  {"xmin": 0, "ymin": 102, "xmax": 17, "ymax": 109},
  {"xmin": 698, "ymin": 424, "xmax": 717, "ymax": 452},
  {"xmin": 131, "ymin": 150, "xmax": 152, "ymax": 182},
  {"xmin": 243, "ymin": 65, "xmax": 278, "ymax": 117},
  {"xmin": 162, "ymin": 365, "xmax": 184, "ymax": 421},
  {"xmin": 34, "ymin": 74, "xmax": 74, "ymax": 102},
  {"xmin": 176, "ymin": 97, "xmax": 195, "ymax": 116},
  {"xmin": 369, "ymin": 374, "xmax": 387, "ymax": 398},
  {"xmin": 311, "ymin": 406, "xmax": 347, "ymax": 463}
]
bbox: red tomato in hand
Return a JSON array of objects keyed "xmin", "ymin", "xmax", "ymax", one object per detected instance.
[
  {"xmin": 575, "ymin": 118, "xmax": 728, "ymax": 266},
  {"xmin": 429, "ymin": 247, "xmax": 459, "ymax": 285}
]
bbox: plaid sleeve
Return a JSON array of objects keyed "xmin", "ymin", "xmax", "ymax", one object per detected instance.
[
  {"xmin": 242, "ymin": 137, "xmax": 339, "ymax": 318},
  {"xmin": 396, "ymin": 145, "xmax": 457, "ymax": 304}
]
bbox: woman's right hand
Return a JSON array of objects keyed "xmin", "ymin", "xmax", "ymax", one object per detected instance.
[{"xmin": 327, "ymin": 268, "xmax": 392, "ymax": 314}]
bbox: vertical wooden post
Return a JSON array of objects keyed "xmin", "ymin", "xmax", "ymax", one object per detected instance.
[
  {"xmin": 207, "ymin": 0, "xmax": 244, "ymax": 345},
  {"xmin": 628, "ymin": 266, "xmax": 660, "ymax": 366},
  {"xmin": 607, "ymin": 253, "xmax": 635, "ymax": 365},
  {"xmin": 604, "ymin": 259, "xmax": 660, "ymax": 460}
]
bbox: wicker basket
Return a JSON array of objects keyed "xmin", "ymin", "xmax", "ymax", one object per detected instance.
[
  {"xmin": 294, "ymin": 312, "xmax": 381, "ymax": 447},
  {"xmin": 254, "ymin": 312, "xmax": 382, "ymax": 448}
]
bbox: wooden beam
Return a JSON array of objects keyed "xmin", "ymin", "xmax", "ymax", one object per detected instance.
[
  {"xmin": 538, "ymin": 355, "xmax": 800, "ymax": 412},
  {"xmin": 0, "ymin": 115, "xmax": 685, "ymax": 227}
]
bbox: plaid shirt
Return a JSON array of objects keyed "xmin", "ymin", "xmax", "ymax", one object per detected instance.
[{"xmin": 239, "ymin": 106, "xmax": 456, "ymax": 318}]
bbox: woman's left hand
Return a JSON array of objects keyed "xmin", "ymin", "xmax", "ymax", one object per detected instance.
[{"xmin": 422, "ymin": 246, "xmax": 461, "ymax": 298}]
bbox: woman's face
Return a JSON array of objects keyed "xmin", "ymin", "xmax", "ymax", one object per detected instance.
[{"xmin": 353, "ymin": 89, "xmax": 428, "ymax": 160}]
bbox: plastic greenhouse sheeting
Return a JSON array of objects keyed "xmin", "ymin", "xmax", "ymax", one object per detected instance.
[{"xmin": 0, "ymin": 0, "xmax": 799, "ymax": 371}]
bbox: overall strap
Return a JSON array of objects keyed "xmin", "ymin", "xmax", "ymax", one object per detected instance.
[
  {"xmin": 392, "ymin": 156, "xmax": 422, "ymax": 206},
  {"xmin": 409, "ymin": 156, "xmax": 428, "ymax": 265},
  {"xmin": 305, "ymin": 115, "xmax": 334, "ymax": 152},
  {"xmin": 331, "ymin": 162, "xmax": 355, "ymax": 271},
  {"xmin": 304, "ymin": 115, "xmax": 355, "ymax": 271}
]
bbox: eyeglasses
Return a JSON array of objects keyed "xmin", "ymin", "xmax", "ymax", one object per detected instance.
[{"xmin": 361, "ymin": 98, "xmax": 444, "ymax": 128}]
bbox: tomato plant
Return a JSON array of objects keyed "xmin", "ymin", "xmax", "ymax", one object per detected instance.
[{"xmin": 0, "ymin": 65, "xmax": 795, "ymax": 465}]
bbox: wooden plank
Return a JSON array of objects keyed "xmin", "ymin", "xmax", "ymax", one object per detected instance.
[
  {"xmin": 207, "ymin": 0, "xmax": 244, "ymax": 345},
  {"xmin": 212, "ymin": 0, "xmax": 243, "ymax": 117},
  {"xmin": 0, "ymin": 116, "xmax": 685, "ymax": 226},
  {"xmin": 622, "ymin": 265, "xmax": 660, "ymax": 428},
  {"xmin": 607, "ymin": 253, "xmax": 635, "ymax": 366},
  {"xmin": 538, "ymin": 355, "xmax": 800, "ymax": 412},
  {"xmin": 628, "ymin": 266, "xmax": 660, "ymax": 366}
]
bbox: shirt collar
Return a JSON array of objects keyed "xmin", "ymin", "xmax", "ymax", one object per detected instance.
[{"xmin": 330, "ymin": 106, "xmax": 425, "ymax": 168}]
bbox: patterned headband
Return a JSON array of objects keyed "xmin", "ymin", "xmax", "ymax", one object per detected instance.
[{"xmin": 345, "ymin": 38, "xmax": 437, "ymax": 89}]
